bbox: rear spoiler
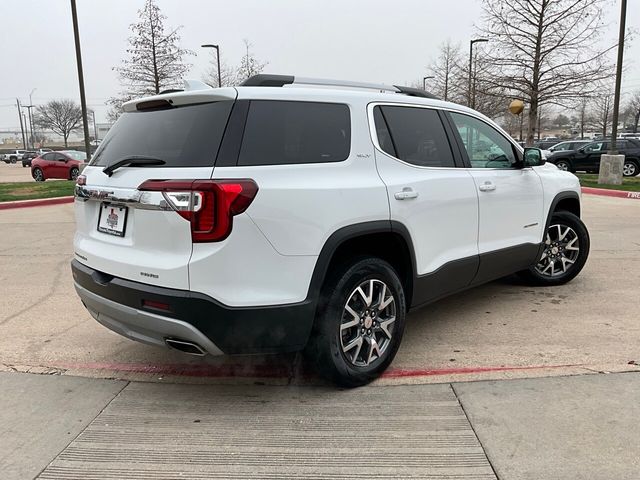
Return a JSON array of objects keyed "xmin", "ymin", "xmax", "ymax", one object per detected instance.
[{"xmin": 123, "ymin": 80, "xmax": 237, "ymax": 113}]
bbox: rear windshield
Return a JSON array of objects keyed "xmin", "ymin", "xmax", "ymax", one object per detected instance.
[{"xmin": 89, "ymin": 101, "xmax": 233, "ymax": 168}]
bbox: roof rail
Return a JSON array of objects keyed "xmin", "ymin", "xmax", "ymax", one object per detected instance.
[{"xmin": 240, "ymin": 74, "xmax": 439, "ymax": 99}]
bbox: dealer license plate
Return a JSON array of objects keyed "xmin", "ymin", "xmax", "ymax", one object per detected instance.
[{"xmin": 97, "ymin": 203, "xmax": 128, "ymax": 237}]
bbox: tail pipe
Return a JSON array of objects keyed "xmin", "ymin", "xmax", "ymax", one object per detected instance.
[{"xmin": 165, "ymin": 338, "xmax": 207, "ymax": 356}]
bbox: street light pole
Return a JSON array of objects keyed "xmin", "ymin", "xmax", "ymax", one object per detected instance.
[
  {"xmin": 202, "ymin": 44, "xmax": 221, "ymax": 87},
  {"xmin": 70, "ymin": 0, "xmax": 92, "ymax": 160},
  {"xmin": 91, "ymin": 110, "xmax": 98, "ymax": 143},
  {"xmin": 423, "ymin": 75, "xmax": 434, "ymax": 91},
  {"xmin": 610, "ymin": 0, "xmax": 627, "ymax": 154},
  {"xmin": 468, "ymin": 38, "xmax": 488, "ymax": 108}
]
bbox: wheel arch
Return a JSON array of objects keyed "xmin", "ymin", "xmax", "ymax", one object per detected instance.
[
  {"xmin": 545, "ymin": 191, "xmax": 580, "ymax": 233},
  {"xmin": 307, "ymin": 221, "xmax": 416, "ymax": 310}
]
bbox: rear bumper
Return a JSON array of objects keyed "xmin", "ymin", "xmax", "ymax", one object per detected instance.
[{"xmin": 71, "ymin": 260, "xmax": 315, "ymax": 355}]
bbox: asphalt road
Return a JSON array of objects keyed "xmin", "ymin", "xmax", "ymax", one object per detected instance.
[
  {"xmin": 0, "ymin": 194, "xmax": 639, "ymax": 385},
  {"xmin": 0, "ymin": 162, "xmax": 35, "ymax": 183}
]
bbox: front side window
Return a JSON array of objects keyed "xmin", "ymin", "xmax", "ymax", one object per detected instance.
[
  {"xmin": 450, "ymin": 112, "xmax": 517, "ymax": 169},
  {"xmin": 238, "ymin": 101, "xmax": 350, "ymax": 166},
  {"xmin": 584, "ymin": 142, "xmax": 604, "ymax": 153},
  {"xmin": 374, "ymin": 105, "xmax": 455, "ymax": 168},
  {"xmin": 551, "ymin": 142, "xmax": 572, "ymax": 152},
  {"xmin": 41, "ymin": 153, "xmax": 55, "ymax": 161}
]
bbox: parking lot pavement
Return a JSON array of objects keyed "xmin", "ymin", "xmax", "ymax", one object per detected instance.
[
  {"xmin": 0, "ymin": 162, "xmax": 35, "ymax": 183},
  {"xmin": 2, "ymin": 370, "xmax": 638, "ymax": 479},
  {"xmin": 0, "ymin": 372, "xmax": 125, "ymax": 480},
  {"xmin": 0, "ymin": 194, "xmax": 639, "ymax": 385},
  {"xmin": 454, "ymin": 373, "xmax": 640, "ymax": 480}
]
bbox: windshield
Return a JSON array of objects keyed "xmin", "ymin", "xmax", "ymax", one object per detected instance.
[{"xmin": 90, "ymin": 101, "xmax": 234, "ymax": 168}]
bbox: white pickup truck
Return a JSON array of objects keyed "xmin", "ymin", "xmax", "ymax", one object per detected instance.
[{"xmin": 0, "ymin": 149, "xmax": 27, "ymax": 164}]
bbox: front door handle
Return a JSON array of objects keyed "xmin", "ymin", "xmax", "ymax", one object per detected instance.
[
  {"xmin": 478, "ymin": 182, "xmax": 496, "ymax": 192},
  {"xmin": 394, "ymin": 187, "xmax": 419, "ymax": 200}
]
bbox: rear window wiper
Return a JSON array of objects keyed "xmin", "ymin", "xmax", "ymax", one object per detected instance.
[{"xmin": 102, "ymin": 156, "xmax": 166, "ymax": 177}]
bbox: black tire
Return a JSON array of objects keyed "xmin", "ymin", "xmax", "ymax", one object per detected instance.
[
  {"xmin": 70, "ymin": 167, "xmax": 79, "ymax": 180},
  {"xmin": 10, "ymin": 157, "xmax": 17, "ymax": 164},
  {"xmin": 555, "ymin": 160, "xmax": 572, "ymax": 172},
  {"xmin": 622, "ymin": 160, "xmax": 639, "ymax": 177},
  {"xmin": 305, "ymin": 257, "xmax": 406, "ymax": 387},
  {"xmin": 519, "ymin": 211, "xmax": 589, "ymax": 286},
  {"xmin": 32, "ymin": 168, "xmax": 45, "ymax": 182}
]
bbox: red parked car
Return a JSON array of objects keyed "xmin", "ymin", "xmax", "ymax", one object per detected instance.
[{"xmin": 31, "ymin": 150, "xmax": 87, "ymax": 182}]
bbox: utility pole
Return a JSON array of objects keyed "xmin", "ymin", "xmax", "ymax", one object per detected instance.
[
  {"xmin": 29, "ymin": 88, "xmax": 37, "ymax": 147},
  {"xmin": 202, "ymin": 44, "xmax": 221, "ymax": 87},
  {"xmin": 70, "ymin": 0, "xmax": 92, "ymax": 160},
  {"xmin": 468, "ymin": 38, "xmax": 488, "ymax": 108},
  {"xmin": 610, "ymin": 0, "xmax": 627, "ymax": 153},
  {"xmin": 24, "ymin": 105, "xmax": 34, "ymax": 149},
  {"xmin": 16, "ymin": 99, "xmax": 26, "ymax": 149}
]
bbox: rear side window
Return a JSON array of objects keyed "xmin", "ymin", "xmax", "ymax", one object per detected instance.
[
  {"xmin": 90, "ymin": 101, "xmax": 234, "ymax": 168},
  {"xmin": 238, "ymin": 101, "xmax": 350, "ymax": 166},
  {"xmin": 375, "ymin": 105, "xmax": 455, "ymax": 167}
]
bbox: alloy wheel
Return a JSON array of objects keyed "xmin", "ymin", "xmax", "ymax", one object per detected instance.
[
  {"xmin": 556, "ymin": 161, "xmax": 569, "ymax": 171},
  {"xmin": 33, "ymin": 169, "xmax": 43, "ymax": 181},
  {"xmin": 340, "ymin": 279, "xmax": 396, "ymax": 367},
  {"xmin": 623, "ymin": 162, "xmax": 637, "ymax": 177},
  {"xmin": 535, "ymin": 223, "xmax": 580, "ymax": 277}
]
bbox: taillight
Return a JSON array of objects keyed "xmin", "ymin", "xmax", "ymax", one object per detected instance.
[{"xmin": 138, "ymin": 179, "xmax": 258, "ymax": 242}]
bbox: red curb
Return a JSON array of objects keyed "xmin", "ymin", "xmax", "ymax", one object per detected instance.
[
  {"xmin": 383, "ymin": 363, "xmax": 579, "ymax": 378},
  {"xmin": 55, "ymin": 360, "xmax": 579, "ymax": 380},
  {"xmin": 0, "ymin": 196, "xmax": 74, "ymax": 210},
  {"xmin": 581, "ymin": 186, "xmax": 640, "ymax": 199}
]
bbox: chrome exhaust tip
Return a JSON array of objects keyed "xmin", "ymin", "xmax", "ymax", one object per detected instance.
[{"xmin": 165, "ymin": 338, "xmax": 207, "ymax": 356}]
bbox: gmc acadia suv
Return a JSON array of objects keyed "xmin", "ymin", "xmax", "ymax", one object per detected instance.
[{"xmin": 72, "ymin": 75, "xmax": 590, "ymax": 386}]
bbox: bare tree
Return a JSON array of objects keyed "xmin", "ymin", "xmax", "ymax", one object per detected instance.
[
  {"xmin": 576, "ymin": 96, "xmax": 593, "ymax": 139},
  {"xmin": 235, "ymin": 39, "xmax": 268, "ymax": 84},
  {"xmin": 626, "ymin": 91, "xmax": 640, "ymax": 133},
  {"xmin": 592, "ymin": 92, "xmax": 614, "ymax": 137},
  {"xmin": 34, "ymin": 100, "xmax": 82, "ymax": 147},
  {"xmin": 202, "ymin": 52, "xmax": 236, "ymax": 87},
  {"xmin": 108, "ymin": 0, "xmax": 192, "ymax": 119},
  {"xmin": 480, "ymin": 0, "xmax": 615, "ymax": 145},
  {"xmin": 426, "ymin": 40, "xmax": 464, "ymax": 102}
]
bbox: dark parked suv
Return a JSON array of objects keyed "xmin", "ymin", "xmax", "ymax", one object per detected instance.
[
  {"xmin": 21, "ymin": 151, "xmax": 38, "ymax": 167},
  {"xmin": 547, "ymin": 139, "xmax": 640, "ymax": 177}
]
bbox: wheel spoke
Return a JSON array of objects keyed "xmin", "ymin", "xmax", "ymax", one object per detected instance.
[
  {"xmin": 565, "ymin": 237, "xmax": 579, "ymax": 251},
  {"xmin": 379, "ymin": 316, "xmax": 395, "ymax": 339},
  {"xmin": 341, "ymin": 317, "xmax": 359, "ymax": 331},
  {"xmin": 357, "ymin": 285, "xmax": 372, "ymax": 307},
  {"xmin": 366, "ymin": 336, "xmax": 382, "ymax": 365},
  {"xmin": 560, "ymin": 256, "xmax": 575, "ymax": 272}
]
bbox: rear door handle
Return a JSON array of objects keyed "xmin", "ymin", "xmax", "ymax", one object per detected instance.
[
  {"xmin": 394, "ymin": 188, "xmax": 419, "ymax": 200},
  {"xmin": 478, "ymin": 182, "xmax": 496, "ymax": 192}
]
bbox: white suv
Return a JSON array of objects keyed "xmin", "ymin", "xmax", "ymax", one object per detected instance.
[{"xmin": 72, "ymin": 75, "xmax": 590, "ymax": 386}]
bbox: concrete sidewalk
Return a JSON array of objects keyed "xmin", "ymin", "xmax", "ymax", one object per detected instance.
[{"xmin": 1, "ymin": 372, "xmax": 638, "ymax": 480}]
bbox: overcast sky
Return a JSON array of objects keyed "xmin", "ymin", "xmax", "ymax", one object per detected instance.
[{"xmin": 1, "ymin": 0, "xmax": 639, "ymax": 130}]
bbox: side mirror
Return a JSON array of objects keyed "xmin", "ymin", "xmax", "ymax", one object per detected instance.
[
  {"xmin": 523, "ymin": 147, "xmax": 545, "ymax": 167},
  {"xmin": 578, "ymin": 148, "xmax": 585, "ymax": 153}
]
